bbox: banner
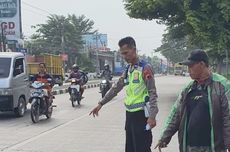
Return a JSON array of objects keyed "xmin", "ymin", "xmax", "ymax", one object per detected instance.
[{"xmin": 0, "ymin": 0, "xmax": 21, "ymax": 41}]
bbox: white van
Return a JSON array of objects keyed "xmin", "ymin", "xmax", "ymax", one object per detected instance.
[{"xmin": 0, "ymin": 52, "xmax": 30, "ymax": 117}]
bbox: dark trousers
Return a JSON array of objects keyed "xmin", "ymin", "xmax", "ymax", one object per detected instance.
[{"xmin": 125, "ymin": 110, "xmax": 152, "ymax": 152}]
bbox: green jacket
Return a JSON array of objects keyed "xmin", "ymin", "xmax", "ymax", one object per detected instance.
[{"xmin": 160, "ymin": 73, "xmax": 230, "ymax": 152}]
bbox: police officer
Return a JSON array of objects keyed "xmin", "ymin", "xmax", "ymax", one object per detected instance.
[{"xmin": 90, "ymin": 37, "xmax": 158, "ymax": 152}]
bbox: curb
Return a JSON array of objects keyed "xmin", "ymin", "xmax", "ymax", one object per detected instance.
[
  {"xmin": 53, "ymin": 74, "xmax": 164, "ymax": 96},
  {"xmin": 52, "ymin": 83, "xmax": 102, "ymax": 95}
]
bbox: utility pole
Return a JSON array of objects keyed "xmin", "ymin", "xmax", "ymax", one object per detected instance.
[
  {"xmin": 3, "ymin": 32, "xmax": 6, "ymax": 52},
  {"xmin": 226, "ymin": 50, "xmax": 229, "ymax": 75},
  {"xmin": 0, "ymin": 28, "xmax": 2, "ymax": 52},
  {"xmin": 61, "ymin": 23, "xmax": 66, "ymax": 72},
  {"xmin": 167, "ymin": 58, "xmax": 169, "ymax": 74},
  {"xmin": 1, "ymin": 25, "xmax": 6, "ymax": 52},
  {"xmin": 95, "ymin": 33, "xmax": 100, "ymax": 73}
]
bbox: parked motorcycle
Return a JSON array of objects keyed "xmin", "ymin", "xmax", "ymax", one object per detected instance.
[{"xmin": 29, "ymin": 79, "xmax": 54, "ymax": 123}]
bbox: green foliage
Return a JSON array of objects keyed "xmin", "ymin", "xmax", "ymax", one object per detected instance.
[
  {"xmin": 155, "ymin": 29, "xmax": 194, "ymax": 63},
  {"xmin": 25, "ymin": 14, "xmax": 96, "ymax": 69},
  {"xmin": 124, "ymin": 0, "xmax": 230, "ymax": 73},
  {"xmin": 76, "ymin": 53, "xmax": 94, "ymax": 72}
]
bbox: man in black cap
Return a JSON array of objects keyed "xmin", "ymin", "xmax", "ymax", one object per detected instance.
[{"xmin": 155, "ymin": 49, "xmax": 230, "ymax": 152}]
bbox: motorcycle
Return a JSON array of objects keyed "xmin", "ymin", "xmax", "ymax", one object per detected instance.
[
  {"xmin": 29, "ymin": 79, "xmax": 54, "ymax": 123},
  {"xmin": 100, "ymin": 79, "xmax": 111, "ymax": 98},
  {"xmin": 69, "ymin": 78, "xmax": 82, "ymax": 107}
]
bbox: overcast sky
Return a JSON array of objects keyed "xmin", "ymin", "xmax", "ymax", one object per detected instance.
[{"xmin": 22, "ymin": 0, "xmax": 166, "ymax": 56}]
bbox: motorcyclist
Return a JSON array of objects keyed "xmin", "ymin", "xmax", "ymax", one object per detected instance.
[
  {"xmin": 33, "ymin": 63, "xmax": 54, "ymax": 109},
  {"xmin": 68, "ymin": 64, "xmax": 85, "ymax": 97},
  {"xmin": 101, "ymin": 64, "xmax": 112, "ymax": 81},
  {"xmin": 100, "ymin": 64, "xmax": 112, "ymax": 90}
]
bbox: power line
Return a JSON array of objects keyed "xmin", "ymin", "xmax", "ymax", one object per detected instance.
[
  {"xmin": 22, "ymin": 24, "xmax": 34, "ymax": 29},
  {"xmin": 22, "ymin": 1, "xmax": 52, "ymax": 15},
  {"xmin": 23, "ymin": 8, "xmax": 48, "ymax": 17}
]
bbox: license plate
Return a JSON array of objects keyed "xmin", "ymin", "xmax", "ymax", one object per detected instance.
[
  {"xmin": 70, "ymin": 85, "xmax": 80, "ymax": 91},
  {"xmin": 101, "ymin": 84, "xmax": 107, "ymax": 87},
  {"xmin": 31, "ymin": 89, "xmax": 42, "ymax": 97},
  {"xmin": 102, "ymin": 80, "xmax": 107, "ymax": 83}
]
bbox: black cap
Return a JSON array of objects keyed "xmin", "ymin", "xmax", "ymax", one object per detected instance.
[{"xmin": 179, "ymin": 49, "xmax": 209, "ymax": 66}]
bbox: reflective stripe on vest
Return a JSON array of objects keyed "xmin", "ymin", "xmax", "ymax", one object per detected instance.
[{"xmin": 125, "ymin": 102, "xmax": 146, "ymax": 110}]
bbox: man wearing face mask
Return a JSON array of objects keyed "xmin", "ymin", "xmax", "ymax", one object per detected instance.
[
  {"xmin": 155, "ymin": 49, "xmax": 230, "ymax": 152},
  {"xmin": 90, "ymin": 37, "xmax": 158, "ymax": 152}
]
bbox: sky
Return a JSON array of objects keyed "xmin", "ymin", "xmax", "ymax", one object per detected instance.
[{"xmin": 21, "ymin": 0, "xmax": 166, "ymax": 56}]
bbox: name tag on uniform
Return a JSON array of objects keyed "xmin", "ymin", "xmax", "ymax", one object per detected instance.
[{"xmin": 133, "ymin": 72, "xmax": 140, "ymax": 83}]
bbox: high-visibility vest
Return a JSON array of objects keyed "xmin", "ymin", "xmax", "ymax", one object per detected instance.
[{"xmin": 124, "ymin": 61, "xmax": 149, "ymax": 112}]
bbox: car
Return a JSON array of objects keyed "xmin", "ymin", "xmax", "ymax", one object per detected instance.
[
  {"xmin": 0, "ymin": 52, "xmax": 30, "ymax": 117},
  {"xmin": 185, "ymin": 72, "xmax": 190, "ymax": 77}
]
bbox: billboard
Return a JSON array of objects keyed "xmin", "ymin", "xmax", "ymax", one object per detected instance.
[
  {"xmin": 0, "ymin": 0, "xmax": 21, "ymax": 41},
  {"xmin": 114, "ymin": 62, "xmax": 123, "ymax": 74},
  {"xmin": 82, "ymin": 34, "xmax": 108, "ymax": 50}
]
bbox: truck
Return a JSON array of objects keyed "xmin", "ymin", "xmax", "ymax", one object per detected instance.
[
  {"xmin": 26, "ymin": 54, "xmax": 64, "ymax": 86},
  {"xmin": 174, "ymin": 63, "xmax": 187, "ymax": 76}
]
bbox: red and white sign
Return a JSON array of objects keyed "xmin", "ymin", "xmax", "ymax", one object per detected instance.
[
  {"xmin": 60, "ymin": 54, "xmax": 68, "ymax": 61},
  {"xmin": 99, "ymin": 47, "xmax": 110, "ymax": 51}
]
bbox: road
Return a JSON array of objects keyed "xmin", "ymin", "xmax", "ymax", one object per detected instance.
[
  {"xmin": 0, "ymin": 76, "xmax": 191, "ymax": 152},
  {"xmin": 52, "ymin": 77, "xmax": 120, "ymax": 91},
  {"xmin": 53, "ymin": 74, "xmax": 162, "ymax": 91}
]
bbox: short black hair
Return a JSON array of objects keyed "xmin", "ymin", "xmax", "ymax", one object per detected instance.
[
  {"xmin": 118, "ymin": 37, "xmax": 136, "ymax": 48},
  {"xmin": 39, "ymin": 63, "xmax": 46, "ymax": 68}
]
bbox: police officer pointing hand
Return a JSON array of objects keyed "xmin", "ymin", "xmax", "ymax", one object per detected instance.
[{"xmin": 90, "ymin": 37, "xmax": 159, "ymax": 152}]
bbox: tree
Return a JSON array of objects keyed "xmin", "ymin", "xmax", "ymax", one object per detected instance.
[
  {"xmin": 124, "ymin": 0, "xmax": 230, "ymax": 73},
  {"xmin": 139, "ymin": 54, "xmax": 164, "ymax": 74},
  {"xmin": 150, "ymin": 56, "xmax": 162, "ymax": 74},
  {"xmin": 155, "ymin": 28, "xmax": 194, "ymax": 64},
  {"xmin": 184, "ymin": 0, "xmax": 230, "ymax": 73},
  {"xmin": 25, "ymin": 14, "xmax": 96, "ymax": 68},
  {"xmin": 76, "ymin": 53, "xmax": 94, "ymax": 72},
  {"xmin": 68, "ymin": 14, "xmax": 97, "ymax": 34}
]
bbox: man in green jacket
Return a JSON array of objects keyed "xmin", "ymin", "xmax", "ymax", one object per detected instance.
[{"xmin": 155, "ymin": 49, "xmax": 230, "ymax": 152}]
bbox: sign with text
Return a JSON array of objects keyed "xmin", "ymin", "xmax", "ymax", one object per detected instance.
[{"xmin": 0, "ymin": 0, "xmax": 21, "ymax": 41}]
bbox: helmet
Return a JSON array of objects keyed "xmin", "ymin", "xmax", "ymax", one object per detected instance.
[
  {"xmin": 104, "ymin": 64, "xmax": 109, "ymax": 70},
  {"xmin": 72, "ymin": 64, "xmax": 79, "ymax": 70}
]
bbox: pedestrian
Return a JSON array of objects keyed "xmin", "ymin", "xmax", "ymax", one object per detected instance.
[
  {"xmin": 155, "ymin": 49, "xmax": 230, "ymax": 152},
  {"xmin": 90, "ymin": 36, "xmax": 159, "ymax": 152}
]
